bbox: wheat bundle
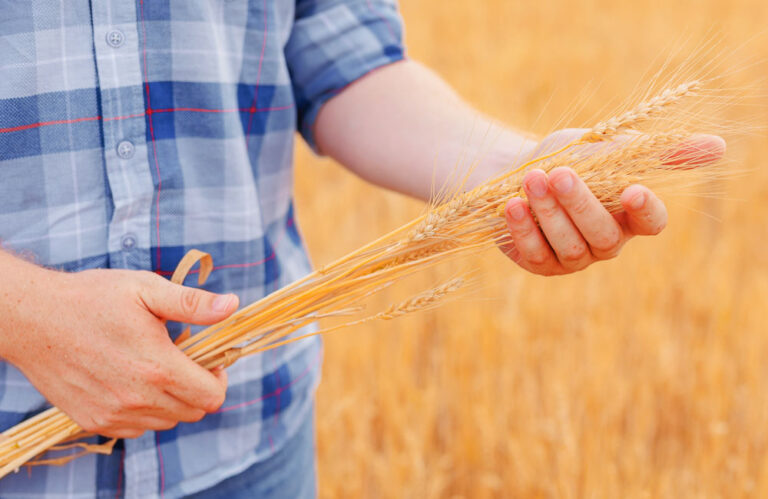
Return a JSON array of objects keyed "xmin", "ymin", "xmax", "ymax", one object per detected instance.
[{"xmin": 0, "ymin": 78, "xmax": 729, "ymax": 478}]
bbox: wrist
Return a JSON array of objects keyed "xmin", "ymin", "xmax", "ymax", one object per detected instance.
[{"xmin": 464, "ymin": 131, "xmax": 538, "ymax": 191}]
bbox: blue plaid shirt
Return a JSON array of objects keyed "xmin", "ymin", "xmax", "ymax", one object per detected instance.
[{"xmin": 0, "ymin": 1, "xmax": 404, "ymax": 497}]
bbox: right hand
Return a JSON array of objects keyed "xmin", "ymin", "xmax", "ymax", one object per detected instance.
[
  {"xmin": 2, "ymin": 267, "xmax": 239, "ymax": 439},
  {"xmin": 500, "ymin": 129, "xmax": 725, "ymax": 276}
]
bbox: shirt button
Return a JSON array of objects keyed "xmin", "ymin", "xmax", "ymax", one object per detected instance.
[
  {"xmin": 116, "ymin": 140, "xmax": 135, "ymax": 159},
  {"xmin": 121, "ymin": 233, "xmax": 137, "ymax": 250},
  {"xmin": 106, "ymin": 29, "xmax": 125, "ymax": 48}
]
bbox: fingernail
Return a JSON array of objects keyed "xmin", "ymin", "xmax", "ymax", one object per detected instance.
[
  {"xmin": 212, "ymin": 294, "xmax": 234, "ymax": 313},
  {"xmin": 551, "ymin": 172, "xmax": 574, "ymax": 194},
  {"xmin": 630, "ymin": 192, "xmax": 646, "ymax": 210},
  {"xmin": 526, "ymin": 175, "xmax": 548, "ymax": 197},
  {"xmin": 507, "ymin": 202, "xmax": 526, "ymax": 222}
]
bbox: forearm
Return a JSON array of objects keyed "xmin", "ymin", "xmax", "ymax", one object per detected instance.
[
  {"xmin": 315, "ymin": 60, "xmax": 537, "ymax": 201},
  {"xmin": 0, "ymin": 250, "xmax": 60, "ymax": 361}
]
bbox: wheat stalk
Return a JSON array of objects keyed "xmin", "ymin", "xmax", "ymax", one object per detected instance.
[
  {"xmin": 230, "ymin": 277, "xmax": 468, "ymax": 359},
  {"xmin": 0, "ymin": 79, "xmax": 727, "ymax": 478}
]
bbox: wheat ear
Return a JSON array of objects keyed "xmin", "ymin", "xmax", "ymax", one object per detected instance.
[{"xmin": 582, "ymin": 80, "xmax": 702, "ymax": 142}]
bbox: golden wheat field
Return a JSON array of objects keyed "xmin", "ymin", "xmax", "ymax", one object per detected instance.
[{"xmin": 293, "ymin": 1, "xmax": 768, "ymax": 497}]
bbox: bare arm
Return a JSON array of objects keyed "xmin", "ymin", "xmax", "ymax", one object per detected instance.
[
  {"xmin": 315, "ymin": 60, "xmax": 536, "ymax": 200},
  {"xmin": 315, "ymin": 60, "xmax": 725, "ymax": 276}
]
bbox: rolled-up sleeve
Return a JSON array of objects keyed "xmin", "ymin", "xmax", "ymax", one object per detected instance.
[{"xmin": 285, "ymin": 0, "xmax": 406, "ymax": 152}]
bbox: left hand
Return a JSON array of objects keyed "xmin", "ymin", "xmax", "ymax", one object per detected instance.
[{"xmin": 500, "ymin": 128, "xmax": 725, "ymax": 276}]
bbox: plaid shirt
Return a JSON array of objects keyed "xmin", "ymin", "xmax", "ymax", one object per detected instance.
[{"xmin": 0, "ymin": 1, "xmax": 404, "ymax": 497}]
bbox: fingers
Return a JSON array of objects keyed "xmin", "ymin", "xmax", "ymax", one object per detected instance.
[
  {"xmin": 161, "ymin": 347, "xmax": 228, "ymax": 413},
  {"xmin": 135, "ymin": 392, "xmax": 207, "ymax": 423},
  {"xmin": 619, "ymin": 185, "xmax": 668, "ymax": 236},
  {"xmin": 117, "ymin": 416, "xmax": 179, "ymax": 432},
  {"xmin": 78, "ymin": 403, "xmax": 190, "ymax": 437},
  {"xmin": 74, "ymin": 374, "xmax": 211, "ymax": 437},
  {"xmin": 501, "ymin": 128, "xmax": 714, "ymax": 278},
  {"xmin": 522, "ymin": 170, "xmax": 592, "ymax": 271},
  {"xmin": 101, "ymin": 428, "xmax": 145, "ymax": 439},
  {"xmin": 547, "ymin": 167, "xmax": 626, "ymax": 260},
  {"xmin": 503, "ymin": 198, "xmax": 560, "ymax": 275},
  {"xmin": 139, "ymin": 272, "xmax": 239, "ymax": 325},
  {"xmin": 96, "ymin": 416, "xmax": 177, "ymax": 438},
  {"xmin": 504, "ymin": 171, "xmax": 670, "ymax": 275}
]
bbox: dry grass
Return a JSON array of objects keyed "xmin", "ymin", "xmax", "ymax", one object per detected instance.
[
  {"xmin": 3, "ymin": 78, "xmax": 714, "ymax": 475},
  {"xmin": 297, "ymin": 1, "xmax": 768, "ymax": 497},
  {"xmin": 2, "ymin": 0, "xmax": 763, "ymax": 491}
]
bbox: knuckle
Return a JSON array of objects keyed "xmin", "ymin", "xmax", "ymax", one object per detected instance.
[
  {"xmin": 569, "ymin": 195, "xmax": 592, "ymax": 216},
  {"xmin": 95, "ymin": 400, "xmax": 122, "ymax": 424},
  {"xmin": 637, "ymin": 204, "xmax": 667, "ymax": 235},
  {"xmin": 650, "ymin": 218, "xmax": 667, "ymax": 235},
  {"xmin": 81, "ymin": 416, "xmax": 104, "ymax": 434},
  {"xmin": 189, "ymin": 409, "xmax": 207, "ymax": 422},
  {"xmin": 135, "ymin": 270, "xmax": 161, "ymax": 291},
  {"xmin": 117, "ymin": 391, "xmax": 146, "ymax": 411},
  {"xmin": 594, "ymin": 247, "xmax": 621, "ymax": 261},
  {"xmin": 535, "ymin": 204, "xmax": 559, "ymax": 220},
  {"xmin": 180, "ymin": 409, "xmax": 206, "ymax": 423},
  {"xmin": 180, "ymin": 288, "xmax": 202, "ymax": 316},
  {"xmin": 118, "ymin": 429, "xmax": 145, "ymax": 439},
  {"xmin": 511, "ymin": 222, "xmax": 537, "ymax": 239},
  {"xmin": 526, "ymin": 249, "xmax": 551, "ymax": 266},
  {"xmin": 202, "ymin": 389, "xmax": 226, "ymax": 413},
  {"xmin": 100, "ymin": 410, "xmax": 121, "ymax": 427},
  {"xmin": 591, "ymin": 229, "xmax": 623, "ymax": 254},
  {"xmin": 153, "ymin": 420, "xmax": 178, "ymax": 431},
  {"xmin": 141, "ymin": 363, "xmax": 169, "ymax": 386},
  {"xmin": 559, "ymin": 243, "xmax": 588, "ymax": 263}
]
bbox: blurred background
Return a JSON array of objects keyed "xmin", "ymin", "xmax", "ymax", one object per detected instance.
[{"xmin": 293, "ymin": 1, "xmax": 768, "ymax": 497}]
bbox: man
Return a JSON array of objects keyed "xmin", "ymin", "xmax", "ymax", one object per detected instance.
[{"xmin": 0, "ymin": 1, "xmax": 723, "ymax": 497}]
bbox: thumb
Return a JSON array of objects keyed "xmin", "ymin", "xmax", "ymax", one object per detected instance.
[
  {"xmin": 532, "ymin": 128, "xmax": 590, "ymax": 156},
  {"xmin": 139, "ymin": 273, "xmax": 239, "ymax": 324},
  {"xmin": 662, "ymin": 134, "xmax": 726, "ymax": 168}
]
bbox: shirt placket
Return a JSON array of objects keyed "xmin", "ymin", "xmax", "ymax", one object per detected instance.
[
  {"xmin": 90, "ymin": 0, "xmax": 160, "ymax": 497},
  {"xmin": 91, "ymin": 0, "xmax": 154, "ymax": 273}
]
